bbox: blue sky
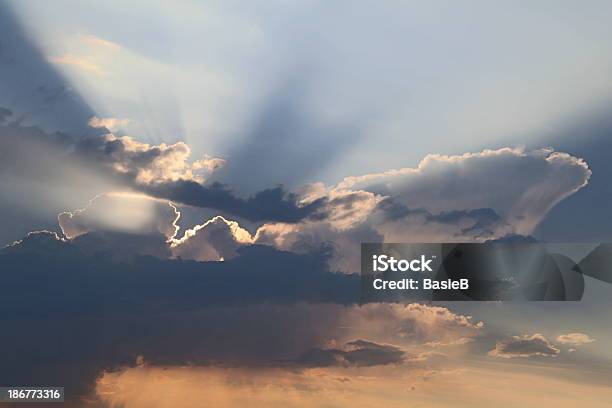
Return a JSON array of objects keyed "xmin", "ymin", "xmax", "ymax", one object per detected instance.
[{"xmin": 7, "ymin": 0, "xmax": 612, "ymax": 187}]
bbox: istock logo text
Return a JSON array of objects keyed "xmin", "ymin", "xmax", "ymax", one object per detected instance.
[{"xmin": 372, "ymin": 254, "xmax": 435, "ymax": 272}]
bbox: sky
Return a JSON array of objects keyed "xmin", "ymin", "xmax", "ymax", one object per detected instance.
[{"xmin": 1, "ymin": 1, "xmax": 612, "ymax": 407}]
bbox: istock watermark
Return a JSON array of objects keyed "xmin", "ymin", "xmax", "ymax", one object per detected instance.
[{"xmin": 361, "ymin": 242, "xmax": 612, "ymax": 302}]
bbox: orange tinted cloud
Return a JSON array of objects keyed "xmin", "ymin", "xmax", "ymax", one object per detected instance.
[{"xmin": 96, "ymin": 363, "xmax": 612, "ymax": 408}]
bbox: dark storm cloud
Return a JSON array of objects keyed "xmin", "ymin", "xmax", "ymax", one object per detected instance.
[
  {"xmin": 1, "ymin": 232, "xmax": 358, "ymax": 313},
  {"xmin": 144, "ymin": 180, "xmax": 326, "ymax": 223},
  {"xmin": 71, "ymin": 230, "xmax": 172, "ymax": 260},
  {"xmin": 0, "ymin": 232, "xmax": 358, "ymax": 404},
  {"xmin": 296, "ymin": 339, "xmax": 405, "ymax": 367}
]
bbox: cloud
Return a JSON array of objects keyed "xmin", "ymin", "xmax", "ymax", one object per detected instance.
[
  {"xmin": 310, "ymin": 187, "xmax": 383, "ymax": 230},
  {"xmin": 0, "ymin": 230, "xmax": 493, "ymax": 405},
  {"xmin": 143, "ymin": 180, "xmax": 327, "ymax": 223},
  {"xmin": 72, "ymin": 230, "xmax": 172, "ymax": 260},
  {"xmin": 251, "ymin": 202, "xmax": 509, "ymax": 272},
  {"xmin": 3, "ymin": 230, "xmax": 72, "ymax": 256},
  {"xmin": 0, "ymin": 117, "xmax": 321, "ymax": 227},
  {"xmin": 347, "ymin": 304, "xmax": 484, "ymax": 344},
  {"xmin": 0, "ymin": 235, "xmax": 356, "ymax": 404},
  {"xmin": 192, "ymin": 155, "xmax": 226, "ymax": 172},
  {"xmin": 241, "ymin": 147, "xmax": 589, "ymax": 272},
  {"xmin": 339, "ymin": 147, "xmax": 591, "ymax": 235},
  {"xmin": 88, "ymin": 116, "xmax": 130, "ymax": 131},
  {"xmin": 75, "ymin": 133, "xmax": 220, "ymax": 184},
  {"xmin": 1, "ymin": 230, "xmax": 359, "ymax": 308},
  {"xmin": 55, "ymin": 193, "xmax": 319, "ymax": 264},
  {"xmin": 423, "ymin": 338, "xmax": 474, "ymax": 348},
  {"xmin": 254, "ymin": 215, "xmax": 382, "ymax": 272},
  {"xmin": 372, "ymin": 200, "xmax": 512, "ymax": 242},
  {"xmin": 2, "ymin": 118, "xmax": 591, "ymax": 274},
  {"xmin": 488, "ymin": 334, "xmax": 560, "ymax": 359},
  {"xmin": 0, "ymin": 118, "xmax": 129, "ymax": 245},
  {"xmin": 58, "ymin": 193, "xmax": 179, "ymax": 240},
  {"xmin": 71, "ymin": 132, "xmax": 324, "ymax": 223},
  {"xmin": 94, "ymin": 362, "xmax": 612, "ymax": 408},
  {"xmin": 171, "ymin": 215, "xmax": 253, "ymax": 261},
  {"xmin": 81, "ymin": 145, "xmax": 590, "ymax": 234},
  {"xmin": 296, "ymin": 339, "xmax": 405, "ymax": 367},
  {"xmin": 4, "ymin": 227, "xmax": 172, "ymax": 261},
  {"xmin": 37, "ymin": 142, "xmax": 589, "ymax": 274},
  {"xmin": 556, "ymin": 333, "xmax": 595, "ymax": 346},
  {"xmin": 0, "ymin": 117, "xmax": 76, "ymax": 177},
  {"xmin": 1, "ymin": 107, "xmax": 592, "ymax": 234}
]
